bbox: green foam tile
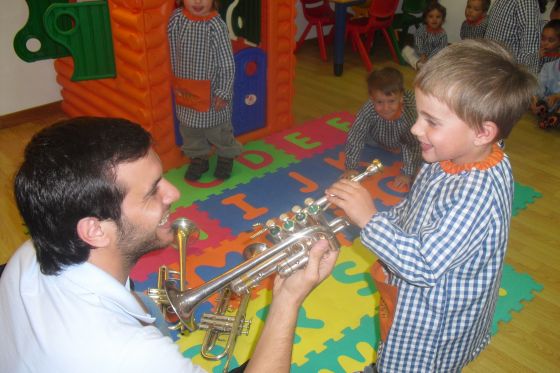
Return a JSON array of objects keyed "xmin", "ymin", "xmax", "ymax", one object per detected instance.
[{"xmin": 512, "ymin": 181, "xmax": 542, "ymax": 216}]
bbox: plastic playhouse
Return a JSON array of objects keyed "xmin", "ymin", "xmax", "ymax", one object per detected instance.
[{"xmin": 14, "ymin": 0, "xmax": 297, "ymax": 170}]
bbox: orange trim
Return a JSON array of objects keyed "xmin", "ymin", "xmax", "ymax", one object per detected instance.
[
  {"xmin": 370, "ymin": 260, "xmax": 398, "ymax": 342},
  {"xmin": 181, "ymin": 8, "xmax": 219, "ymax": 21},
  {"xmin": 426, "ymin": 26, "xmax": 444, "ymax": 34},
  {"xmin": 543, "ymin": 51, "xmax": 560, "ymax": 58},
  {"xmin": 440, "ymin": 144, "xmax": 504, "ymax": 174},
  {"xmin": 465, "ymin": 15, "xmax": 486, "ymax": 26},
  {"xmin": 172, "ymin": 77, "xmax": 212, "ymax": 112},
  {"xmin": 386, "ymin": 102, "xmax": 403, "ymax": 121}
]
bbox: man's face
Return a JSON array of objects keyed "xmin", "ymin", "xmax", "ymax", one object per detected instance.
[{"xmin": 114, "ymin": 149, "xmax": 180, "ymax": 265}]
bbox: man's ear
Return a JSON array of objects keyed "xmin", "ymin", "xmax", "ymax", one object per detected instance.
[
  {"xmin": 475, "ymin": 121, "xmax": 499, "ymax": 146},
  {"xmin": 76, "ymin": 217, "xmax": 112, "ymax": 248}
]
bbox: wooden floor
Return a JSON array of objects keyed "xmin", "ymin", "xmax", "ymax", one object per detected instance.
[{"xmin": 1, "ymin": 41, "xmax": 559, "ymax": 371}]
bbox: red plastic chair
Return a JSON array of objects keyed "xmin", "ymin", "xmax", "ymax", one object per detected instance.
[
  {"xmin": 345, "ymin": 0, "xmax": 403, "ymax": 71},
  {"xmin": 295, "ymin": 0, "xmax": 335, "ymax": 62}
]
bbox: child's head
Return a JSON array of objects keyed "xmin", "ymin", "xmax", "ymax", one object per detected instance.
[
  {"xmin": 412, "ymin": 40, "xmax": 537, "ymax": 163},
  {"xmin": 551, "ymin": 0, "xmax": 560, "ymax": 20},
  {"xmin": 541, "ymin": 19, "xmax": 560, "ymax": 53},
  {"xmin": 183, "ymin": 0, "xmax": 217, "ymax": 16},
  {"xmin": 464, "ymin": 0, "xmax": 490, "ymax": 23},
  {"xmin": 367, "ymin": 67, "xmax": 405, "ymax": 121},
  {"xmin": 423, "ymin": 1, "xmax": 446, "ymax": 29}
]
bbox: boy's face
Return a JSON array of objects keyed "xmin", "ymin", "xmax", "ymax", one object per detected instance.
[
  {"xmin": 426, "ymin": 9, "xmax": 444, "ymax": 29},
  {"xmin": 370, "ymin": 90, "xmax": 403, "ymax": 121},
  {"xmin": 411, "ymin": 89, "xmax": 484, "ymax": 165},
  {"xmin": 541, "ymin": 27, "xmax": 560, "ymax": 53},
  {"xmin": 184, "ymin": 0, "xmax": 214, "ymax": 16},
  {"xmin": 465, "ymin": 0, "xmax": 486, "ymax": 22}
]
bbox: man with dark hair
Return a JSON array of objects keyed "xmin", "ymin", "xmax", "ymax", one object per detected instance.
[{"xmin": 0, "ymin": 117, "xmax": 338, "ymax": 373}]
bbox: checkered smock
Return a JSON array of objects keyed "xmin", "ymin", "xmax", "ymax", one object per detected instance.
[
  {"xmin": 414, "ymin": 24, "xmax": 448, "ymax": 59},
  {"xmin": 485, "ymin": 0, "xmax": 541, "ymax": 74},
  {"xmin": 460, "ymin": 17, "xmax": 488, "ymax": 40},
  {"xmin": 362, "ymin": 146, "xmax": 513, "ymax": 372},
  {"xmin": 344, "ymin": 91, "xmax": 422, "ymax": 177},
  {"xmin": 168, "ymin": 8, "xmax": 235, "ymax": 128}
]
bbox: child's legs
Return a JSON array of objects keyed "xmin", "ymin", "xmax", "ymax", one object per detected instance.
[
  {"xmin": 180, "ymin": 125, "xmax": 212, "ymax": 159},
  {"xmin": 205, "ymin": 121, "xmax": 243, "ymax": 159}
]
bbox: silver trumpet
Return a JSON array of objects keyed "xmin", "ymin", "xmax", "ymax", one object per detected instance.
[{"xmin": 158, "ymin": 160, "xmax": 383, "ymax": 371}]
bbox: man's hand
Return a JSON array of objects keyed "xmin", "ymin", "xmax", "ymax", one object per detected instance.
[
  {"xmin": 272, "ymin": 240, "xmax": 338, "ymax": 307},
  {"xmin": 214, "ymin": 96, "xmax": 228, "ymax": 111},
  {"xmin": 325, "ymin": 179, "xmax": 376, "ymax": 228}
]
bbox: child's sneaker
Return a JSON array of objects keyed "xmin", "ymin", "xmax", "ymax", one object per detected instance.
[
  {"xmin": 185, "ymin": 158, "xmax": 209, "ymax": 181},
  {"xmin": 214, "ymin": 156, "xmax": 234, "ymax": 179}
]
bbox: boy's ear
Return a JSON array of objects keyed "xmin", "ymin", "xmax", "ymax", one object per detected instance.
[
  {"xmin": 76, "ymin": 217, "xmax": 113, "ymax": 248},
  {"xmin": 475, "ymin": 121, "xmax": 499, "ymax": 146}
]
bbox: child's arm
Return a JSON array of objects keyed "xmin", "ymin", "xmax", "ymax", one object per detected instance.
[
  {"xmin": 361, "ymin": 172, "xmax": 497, "ymax": 287},
  {"xmin": 212, "ymin": 20, "xmax": 235, "ymax": 106}
]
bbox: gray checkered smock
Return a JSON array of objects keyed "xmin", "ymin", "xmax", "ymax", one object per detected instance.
[
  {"xmin": 363, "ymin": 149, "xmax": 513, "ymax": 372},
  {"xmin": 168, "ymin": 8, "xmax": 235, "ymax": 128},
  {"xmin": 485, "ymin": 0, "xmax": 541, "ymax": 74},
  {"xmin": 414, "ymin": 24, "xmax": 448, "ymax": 58},
  {"xmin": 344, "ymin": 90, "xmax": 422, "ymax": 177},
  {"xmin": 460, "ymin": 17, "xmax": 488, "ymax": 40}
]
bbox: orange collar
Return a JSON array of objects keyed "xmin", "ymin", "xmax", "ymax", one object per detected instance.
[
  {"xmin": 426, "ymin": 26, "xmax": 444, "ymax": 34},
  {"xmin": 182, "ymin": 8, "xmax": 219, "ymax": 21},
  {"xmin": 440, "ymin": 144, "xmax": 504, "ymax": 174},
  {"xmin": 465, "ymin": 15, "xmax": 486, "ymax": 26},
  {"xmin": 543, "ymin": 51, "xmax": 560, "ymax": 58}
]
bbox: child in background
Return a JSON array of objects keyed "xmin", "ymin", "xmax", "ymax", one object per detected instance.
[
  {"xmin": 329, "ymin": 39, "xmax": 537, "ymax": 372},
  {"xmin": 168, "ymin": 0, "xmax": 243, "ymax": 181},
  {"xmin": 343, "ymin": 67, "xmax": 421, "ymax": 188},
  {"xmin": 539, "ymin": 19, "xmax": 560, "ymax": 70},
  {"xmin": 552, "ymin": 0, "xmax": 560, "ymax": 20},
  {"xmin": 401, "ymin": 1, "xmax": 447, "ymax": 70},
  {"xmin": 460, "ymin": 0, "xmax": 490, "ymax": 40}
]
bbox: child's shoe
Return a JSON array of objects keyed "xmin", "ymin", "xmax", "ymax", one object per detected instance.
[
  {"xmin": 214, "ymin": 156, "xmax": 234, "ymax": 179},
  {"xmin": 185, "ymin": 158, "xmax": 209, "ymax": 181},
  {"xmin": 540, "ymin": 113, "xmax": 560, "ymax": 129},
  {"xmin": 401, "ymin": 46, "xmax": 419, "ymax": 70},
  {"xmin": 535, "ymin": 99, "xmax": 549, "ymax": 117}
]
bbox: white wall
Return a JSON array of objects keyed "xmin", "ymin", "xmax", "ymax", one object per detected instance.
[
  {"xmin": 4, "ymin": 1, "xmax": 529, "ymax": 117},
  {"xmin": 0, "ymin": 2, "xmax": 61, "ymax": 116}
]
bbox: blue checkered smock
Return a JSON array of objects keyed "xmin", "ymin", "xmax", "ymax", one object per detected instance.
[
  {"xmin": 344, "ymin": 91, "xmax": 422, "ymax": 177},
  {"xmin": 414, "ymin": 24, "xmax": 448, "ymax": 59},
  {"xmin": 168, "ymin": 8, "xmax": 235, "ymax": 128},
  {"xmin": 485, "ymin": 0, "xmax": 541, "ymax": 74},
  {"xmin": 362, "ymin": 147, "xmax": 513, "ymax": 372},
  {"xmin": 460, "ymin": 17, "xmax": 488, "ymax": 40}
]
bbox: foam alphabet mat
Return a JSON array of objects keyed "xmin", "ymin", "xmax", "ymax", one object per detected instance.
[{"xmin": 131, "ymin": 112, "xmax": 543, "ymax": 372}]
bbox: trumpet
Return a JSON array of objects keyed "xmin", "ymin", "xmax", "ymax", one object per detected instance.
[{"xmin": 154, "ymin": 159, "xmax": 383, "ymax": 371}]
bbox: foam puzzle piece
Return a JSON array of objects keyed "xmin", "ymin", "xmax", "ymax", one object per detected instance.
[
  {"xmin": 512, "ymin": 182, "xmax": 542, "ymax": 216},
  {"xmin": 263, "ymin": 112, "xmax": 354, "ymax": 159},
  {"xmin": 491, "ymin": 263, "xmax": 543, "ymax": 335},
  {"xmin": 165, "ymin": 141, "xmax": 297, "ymax": 208},
  {"xmin": 293, "ymin": 315, "xmax": 380, "ymax": 373},
  {"xmin": 195, "ymin": 146, "xmax": 403, "ymax": 236}
]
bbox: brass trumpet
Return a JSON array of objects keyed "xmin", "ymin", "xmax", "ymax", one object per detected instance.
[{"xmin": 152, "ymin": 160, "xmax": 383, "ymax": 371}]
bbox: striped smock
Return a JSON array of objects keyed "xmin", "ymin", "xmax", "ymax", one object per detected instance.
[
  {"xmin": 414, "ymin": 24, "xmax": 448, "ymax": 59},
  {"xmin": 460, "ymin": 17, "xmax": 488, "ymax": 40},
  {"xmin": 362, "ymin": 146, "xmax": 513, "ymax": 372}
]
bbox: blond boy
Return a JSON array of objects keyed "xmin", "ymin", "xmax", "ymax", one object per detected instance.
[{"xmin": 328, "ymin": 40, "xmax": 537, "ymax": 372}]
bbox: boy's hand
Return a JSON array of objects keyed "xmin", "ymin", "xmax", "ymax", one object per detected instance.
[
  {"xmin": 393, "ymin": 174, "xmax": 412, "ymax": 188},
  {"xmin": 325, "ymin": 179, "xmax": 376, "ymax": 228},
  {"xmin": 214, "ymin": 96, "xmax": 228, "ymax": 111},
  {"xmin": 341, "ymin": 169, "xmax": 359, "ymax": 180}
]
